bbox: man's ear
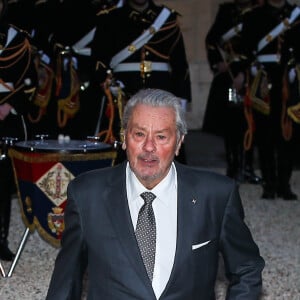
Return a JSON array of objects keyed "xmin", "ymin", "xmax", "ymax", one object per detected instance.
[
  {"xmin": 120, "ymin": 130, "xmax": 126, "ymax": 150},
  {"xmin": 175, "ymin": 136, "xmax": 185, "ymax": 156}
]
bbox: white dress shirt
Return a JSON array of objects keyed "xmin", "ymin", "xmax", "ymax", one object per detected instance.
[{"xmin": 126, "ymin": 162, "xmax": 178, "ymax": 299}]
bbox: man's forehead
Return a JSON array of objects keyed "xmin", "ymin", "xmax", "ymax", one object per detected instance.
[
  {"xmin": 129, "ymin": 122, "xmax": 173, "ymax": 131},
  {"xmin": 133, "ymin": 104, "xmax": 175, "ymax": 115},
  {"xmin": 130, "ymin": 105, "xmax": 175, "ymax": 123}
]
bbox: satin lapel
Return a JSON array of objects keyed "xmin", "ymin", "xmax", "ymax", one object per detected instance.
[{"xmin": 104, "ymin": 165, "xmax": 154, "ymax": 290}]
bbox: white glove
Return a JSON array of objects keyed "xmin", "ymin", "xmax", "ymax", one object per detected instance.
[
  {"xmin": 38, "ymin": 51, "xmax": 50, "ymax": 64},
  {"xmin": 63, "ymin": 56, "xmax": 78, "ymax": 70},
  {"xmin": 251, "ymin": 65, "xmax": 258, "ymax": 76},
  {"xmin": 110, "ymin": 80, "xmax": 125, "ymax": 97},
  {"xmin": 180, "ymin": 99, "xmax": 187, "ymax": 112},
  {"xmin": 289, "ymin": 68, "xmax": 296, "ymax": 83}
]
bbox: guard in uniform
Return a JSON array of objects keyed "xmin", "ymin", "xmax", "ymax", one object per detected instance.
[
  {"xmin": 0, "ymin": 0, "xmax": 37, "ymax": 260},
  {"xmin": 241, "ymin": 0, "xmax": 299, "ymax": 199},
  {"xmin": 26, "ymin": 0, "xmax": 123, "ymax": 140},
  {"xmin": 90, "ymin": 0, "xmax": 191, "ymax": 164},
  {"xmin": 280, "ymin": 13, "xmax": 300, "ymax": 192},
  {"xmin": 203, "ymin": 0, "xmax": 262, "ymax": 183}
]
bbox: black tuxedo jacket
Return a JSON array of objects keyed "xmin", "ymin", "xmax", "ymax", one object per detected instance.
[{"xmin": 46, "ymin": 162, "xmax": 264, "ymax": 299}]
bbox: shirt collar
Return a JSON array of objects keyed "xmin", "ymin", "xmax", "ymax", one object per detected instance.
[{"xmin": 126, "ymin": 162, "xmax": 177, "ymax": 206}]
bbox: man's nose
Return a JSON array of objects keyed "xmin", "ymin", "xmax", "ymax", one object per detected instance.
[{"xmin": 143, "ymin": 136, "xmax": 156, "ymax": 152}]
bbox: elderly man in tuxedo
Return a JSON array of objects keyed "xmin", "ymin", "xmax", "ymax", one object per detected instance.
[{"xmin": 46, "ymin": 88, "xmax": 264, "ymax": 299}]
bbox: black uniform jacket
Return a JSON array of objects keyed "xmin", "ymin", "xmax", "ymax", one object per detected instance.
[{"xmin": 91, "ymin": 1, "xmax": 191, "ymax": 101}]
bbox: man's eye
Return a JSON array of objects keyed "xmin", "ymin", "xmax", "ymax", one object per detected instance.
[
  {"xmin": 135, "ymin": 132, "xmax": 144, "ymax": 137},
  {"xmin": 157, "ymin": 135, "xmax": 167, "ymax": 140}
]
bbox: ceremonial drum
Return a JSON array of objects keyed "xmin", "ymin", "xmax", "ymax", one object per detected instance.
[{"xmin": 9, "ymin": 139, "xmax": 117, "ymax": 247}]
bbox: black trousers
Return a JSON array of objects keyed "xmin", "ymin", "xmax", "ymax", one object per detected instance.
[
  {"xmin": 0, "ymin": 158, "xmax": 14, "ymax": 244},
  {"xmin": 254, "ymin": 110, "xmax": 294, "ymax": 193}
]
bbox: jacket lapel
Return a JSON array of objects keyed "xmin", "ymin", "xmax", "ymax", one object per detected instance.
[
  {"xmin": 160, "ymin": 164, "xmax": 199, "ymax": 298},
  {"xmin": 104, "ymin": 163, "xmax": 155, "ymax": 294}
]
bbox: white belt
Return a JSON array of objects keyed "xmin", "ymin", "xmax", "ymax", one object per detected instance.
[
  {"xmin": 113, "ymin": 62, "xmax": 171, "ymax": 73},
  {"xmin": 0, "ymin": 82, "xmax": 14, "ymax": 93},
  {"xmin": 221, "ymin": 23, "xmax": 242, "ymax": 43},
  {"xmin": 72, "ymin": 47, "xmax": 91, "ymax": 56},
  {"xmin": 257, "ymin": 7, "xmax": 300, "ymax": 53},
  {"xmin": 72, "ymin": 27, "xmax": 96, "ymax": 57},
  {"xmin": 256, "ymin": 54, "xmax": 281, "ymax": 63},
  {"xmin": 109, "ymin": 7, "xmax": 171, "ymax": 69}
]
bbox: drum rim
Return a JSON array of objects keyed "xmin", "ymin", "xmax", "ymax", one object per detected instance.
[{"xmin": 12, "ymin": 139, "xmax": 113, "ymax": 153}]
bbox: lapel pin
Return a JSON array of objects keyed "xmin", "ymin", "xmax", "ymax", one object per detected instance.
[{"xmin": 192, "ymin": 199, "xmax": 197, "ymax": 204}]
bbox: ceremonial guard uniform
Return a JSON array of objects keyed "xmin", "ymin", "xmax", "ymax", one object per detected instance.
[
  {"xmin": 280, "ymin": 15, "xmax": 300, "ymax": 186},
  {"xmin": 0, "ymin": 0, "xmax": 37, "ymax": 260},
  {"xmin": 281, "ymin": 20, "xmax": 300, "ymax": 146},
  {"xmin": 241, "ymin": 0, "xmax": 299, "ymax": 199},
  {"xmin": 91, "ymin": 0, "xmax": 191, "ymax": 163},
  {"xmin": 27, "ymin": 0, "xmax": 123, "ymax": 140},
  {"xmin": 29, "ymin": 0, "xmax": 98, "ymax": 139},
  {"xmin": 203, "ymin": 0, "xmax": 261, "ymax": 183}
]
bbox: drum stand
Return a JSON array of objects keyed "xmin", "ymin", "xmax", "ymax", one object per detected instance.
[
  {"xmin": 1, "ymin": 137, "xmax": 23, "ymax": 278},
  {"xmin": 0, "ymin": 228, "xmax": 30, "ymax": 278},
  {"xmin": 0, "ymin": 261, "xmax": 5, "ymax": 277}
]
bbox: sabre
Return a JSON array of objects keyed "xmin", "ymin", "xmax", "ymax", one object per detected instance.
[{"xmin": 94, "ymin": 95, "xmax": 106, "ymax": 136}]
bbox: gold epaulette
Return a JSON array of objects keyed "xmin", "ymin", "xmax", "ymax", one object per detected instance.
[
  {"xmin": 25, "ymin": 87, "xmax": 36, "ymax": 94},
  {"xmin": 35, "ymin": 0, "xmax": 47, "ymax": 5},
  {"xmin": 96, "ymin": 5, "xmax": 118, "ymax": 16},
  {"xmin": 241, "ymin": 3, "xmax": 260, "ymax": 16}
]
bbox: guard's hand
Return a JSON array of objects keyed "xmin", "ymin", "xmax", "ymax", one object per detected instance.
[
  {"xmin": 0, "ymin": 103, "xmax": 14, "ymax": 120},
  {"xmin": 101, "ymin": 70, "xmax": 113, "ymax": 91},
  {"xmin": 216, "ymin": 61, "xmax": 228, "ymax": 73},
  {"xmin": 289, "ymin": 68, "xmax": 296, "ymax": 83},
  {"xmin": 233, "ymin": 72, "xmax": 245, "ymax": 92},
  {"xmin": 251, "ymin": 65, "xmax": 258, "ymax": 76},
  {"xmin": 110, "ymin": 80, "xmax": 125, "ymax": 97},
  {"xmin": 180, "ymin": 99, "xmax": 187, "ymax": 112}
]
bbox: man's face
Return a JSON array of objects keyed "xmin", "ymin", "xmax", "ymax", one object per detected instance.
[{"xmin": 123, "ymin": 104, "xmax": 183, "ymax": 189}]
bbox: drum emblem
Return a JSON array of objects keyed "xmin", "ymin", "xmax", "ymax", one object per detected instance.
[
  {"xmin": 48, "ymin": 207, "xmax": 65, "ymax": 236},
  {"xmin": 36, "ymin": 162, "xmax": 74, "ymax": 206}
]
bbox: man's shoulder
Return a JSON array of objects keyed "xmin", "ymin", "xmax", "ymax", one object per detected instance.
[
  {"xmin": 176, "ymin": 163, "xmax": 232, "ymax": 183},
  {"xmin": 72, "ymin": 163, "xmax": 124, "ymax": 185}
]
